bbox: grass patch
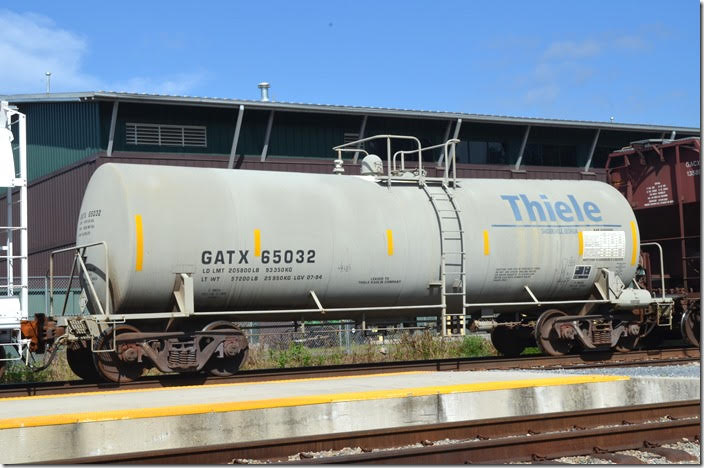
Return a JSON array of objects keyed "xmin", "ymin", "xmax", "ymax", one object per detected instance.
[
  {"xmin": 0, "ymin": 349, "xmax": 75, "ymax": 384},
  {"xmin": 242, "ymin": 331, "xmax": 497, "ymax": 370},
  {"xmin": 520, "ymin": 346, "xmax": 541, "ymax": 355}
]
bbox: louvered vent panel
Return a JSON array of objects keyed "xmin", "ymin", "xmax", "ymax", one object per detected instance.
[
  {"xmin": 343, "ymin": 132, "xmax": 360, "ymax": 144},
  {"xmin": 126, "ymin": 123, "xmax": 207, "ymax": 147}
]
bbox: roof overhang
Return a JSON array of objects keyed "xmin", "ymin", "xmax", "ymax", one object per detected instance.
[{"xmin": 1, "ymin": 91, "xmax": 698, "ymax": 134}]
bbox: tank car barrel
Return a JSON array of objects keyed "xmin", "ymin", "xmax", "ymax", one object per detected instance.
[{"xmin": 73, "ymin": 162, "xmax": 641, "ymax": 319}]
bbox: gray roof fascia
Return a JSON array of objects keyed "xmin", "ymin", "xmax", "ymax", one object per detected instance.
[
  {"xmin": 0, "ymin": 92, "xmax": 94, "ymax": 103},
  {"xmin": 3, "ymin": 91, "xmax": 698, "ymax": 134}
]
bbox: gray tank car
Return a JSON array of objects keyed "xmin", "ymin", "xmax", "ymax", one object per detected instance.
[
  {"xmin": 50, "ymin": 135, "xmax": 669, "ymax": 382},
  {"xmin": 78, "ymin": 164, "xmax": 640, "ymax": 314}
]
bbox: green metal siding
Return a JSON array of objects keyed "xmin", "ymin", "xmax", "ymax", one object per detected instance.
[
  {"xmin": 108, "ymin": 103, "xmax": 366, "ymax": 159},
  {"xmin": 269, "ymin": 112, "xmax": 360, "ymax": 158},
  {"xmin": 19, "ymin": 102, "xmax": 101, "ymax": 181},
  {"xmin": 13, "ymin": 99, "xmax": 674, "ymax": 179},
  {"xmin": 110, "ymin": 103, "xmax": 237, "ymax": 155},
  {"xmin": 363, "ymin": 117, "xmax": 453, "ymax": 161}
]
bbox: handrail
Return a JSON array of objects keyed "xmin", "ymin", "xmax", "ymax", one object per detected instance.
[
  {"xmin": 640, "ymin": 242, "xmax": 666, "ymax": 299},
  {"xmin": 49, "ymin": 241, "xmax": 110, "ymax": 317},
  {"xmin": 332, "ymin": 134, "xmax": 422, "ymax": 186},
  {"xmin": 392, "ymin": 139, "xmax": 460, "ymax": 183},
  {"xmin": 332, "ymin": 134, "xmax": 461, "ymax": 186}
]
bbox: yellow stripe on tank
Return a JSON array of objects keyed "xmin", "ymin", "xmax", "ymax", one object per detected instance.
[
  {"xmin": 483, "ymin": 230, "xmax": 490, "ymax": 256},
  {"xmin": 0, "ymin": 374, "xmax": 628, "ymax": 429},
  {"xmin": 578, "ymin": 231, "xmax": 584, "ymax": 256},
  {"xmin": 630, "ymin": 221, "xmax": 638, "ymax": 266},
  {"xmin": 254, "ymin": 229, "xmax": 261, "ymax": 257},
  {"xmin": 135, "ymin": 214, "xmax": 143, "ymax": 271},
  {"xmin": 386, "ymin": 229, "xmax": 394, "ymax": 256}
]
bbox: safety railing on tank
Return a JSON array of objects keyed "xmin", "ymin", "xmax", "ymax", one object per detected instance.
[
  {"xmin": 48, "ymin": 241, "xmax": 125, "ymax": 353},
  {"xmin": 639, "ymin": 242, "xmax": 666, "ymax": 300},
  {"xmin": 331, "ymin": 135, "xmax": 460, "ymax": 187},
  {"xmin": 392, "ymin": 139, "xmax": 460, "ymax": 186},
  {"xmin": 49, "ymin": 241, "xmax": 111, "ymax": 318}
]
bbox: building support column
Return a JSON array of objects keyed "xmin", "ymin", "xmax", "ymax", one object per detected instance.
[
  {"xmin": 260, "ymin": 110, "xmax": 275, "ymax": 162},
  {"xmin": 106, "ymin": 101, "xmax": 119, "ymax": 156},
  {"xmin": 513, "ymin": 125, "xmax": 531, "ymax": 171},
  {"xmin": 352, "ymin": 115, "xmax": 368, "ymax": 164},
  {"xmin": 437, "ymin": 118, "xmax": 462, "ymax": 166},
  {"xmin": 228, "ymin": 105, "xmax": 245, "ymax": 169},
  {"xmin": 582, "ymin": 128, "xmax": 601, "ymax": 172}
]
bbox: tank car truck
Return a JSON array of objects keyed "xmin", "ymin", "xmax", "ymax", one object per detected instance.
[
  {"xmin": 606, "ymin": 137, "xmax": 700, "ymax": 348},
  {"xmin": 2, "ymin": 102, "xmax": 697, "ymax": 382}
]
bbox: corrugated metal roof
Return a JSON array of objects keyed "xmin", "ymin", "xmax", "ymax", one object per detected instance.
[{"xmin": 1, "ymin": 91, "xmax": 698, "ymax": 134}]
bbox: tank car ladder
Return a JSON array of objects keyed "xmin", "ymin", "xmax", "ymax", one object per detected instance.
[{"xmin": 423, "ymin": 183, "xmax": 467, "ymax": 337}]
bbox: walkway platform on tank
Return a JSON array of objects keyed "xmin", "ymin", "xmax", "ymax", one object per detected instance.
[{"xmin": 0, "ymin": 367, "xmax": 699, "ymax": 463}]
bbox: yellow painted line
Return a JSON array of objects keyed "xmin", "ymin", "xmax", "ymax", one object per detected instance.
[
  {"xmin": 135, "ymin": 214, "xmax": 143, "ymax": 271},
  {"xmin": 0, "ymin": 371, "xmax": 429, "ymax": 402},
  {"xmin": 254, "ymin": 229, "xmax": 261, "ymax": 257},
  {"xmin": 483, "ymin": 230, "xmax": 490, "ymax": 256},
  {"xmin": 578, "ymin": 231, "xmax": 584, "ymax": 256},
  {"xmin": 386, "ymin": 229, "xmax": 394, "ymax": 256},
  {"xmin": 0, "ymin": 374, "xmax": 628, "ymax": 430},
  {"xmin": 630, "ymin": 221, "xmax": 638, "ymax": 265}
]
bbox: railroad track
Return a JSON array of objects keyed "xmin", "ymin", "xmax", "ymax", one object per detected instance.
[
  {"xmin": 1, "ymin": 346, "xmax": 698, "ymax": 398},
  {"xmin": 44, "ymin": 400, "xmax": 700, "ymax": 464}
]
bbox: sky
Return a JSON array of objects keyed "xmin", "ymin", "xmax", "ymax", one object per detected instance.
[{"xmin": 0, "ymin": 0, "xmax": 699, "ymax": 127}]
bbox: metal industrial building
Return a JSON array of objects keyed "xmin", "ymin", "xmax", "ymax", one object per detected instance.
[{"xmin": 1, "ymin": 90, "xmax": 699, "ymax": 280}]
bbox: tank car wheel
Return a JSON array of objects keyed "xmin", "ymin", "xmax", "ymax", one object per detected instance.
[
  {"xmin": 202, "ymin": 321, "xmax": 249, "ymax": 377},
  {"xmin": 66, "ymin": 341, "xmax": 101, "ymax": 381},
  {"xmin": 535, "ymin": 309, "xmax": 573, "ymax": 356},
  {"xmin": 490, "ymin": 325, "xmax": 525, "ymax": 356},
  {"xmin": 681, "ymin": 303, "xmax": 700, "ymax": 348},
  {"xmin": 93, "ymin": 325, "xmax": 144, "ymax": 383}
]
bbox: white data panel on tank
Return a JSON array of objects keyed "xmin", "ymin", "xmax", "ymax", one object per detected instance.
[{"xmin": 581, "ymin": 230, "xmax": 626, "ymax": 261}]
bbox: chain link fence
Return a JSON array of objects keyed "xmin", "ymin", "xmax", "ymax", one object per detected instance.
[
  {"xmin": 1, "ymin": 276, "xmax": 82, "ymax": 319},
  {"xmin": 240, "ymin": 320, "xmax": 440, "ymax": 352},
  {"xmin": 242, "ymin": 322, "xmax": 365, "ymax": 351}
]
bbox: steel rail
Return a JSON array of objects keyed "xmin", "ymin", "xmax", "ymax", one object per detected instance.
[
  {"xmin": 41, "ymin": 400, "xmax": 700, "ymax": 464},
  {"xmin": 293, "ymin": 418, "xmax": 700, "ymax": 464},
  {"xmin": 0, "ymin": 346, "xmax": 698, "ymax": 398}
]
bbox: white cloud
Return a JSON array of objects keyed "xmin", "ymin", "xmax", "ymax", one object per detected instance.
[
  {"xmin": 612, "ymin": 34, "xmax": 648, "ymax": 51},
  {"xmin": 543, "ymin": 39, "xmax": 601, "ymax": 60},
  {"xmin": 0, "ymin": 10, "xmax": 97, "ymax": 93},
  {"xmin": 111, "ymin": 73, "xmax": 208, "ymax": 96},
  {"xmin": 523, "ymin": 84, "xmax": 559, "ymax": 104},
  {"xmin": 0, "ymin": 10, "xmax": 204, "ymax": 95},
  {"xmin": 521, "ymin": 34, "xmax": 648, "ymax": 106}
]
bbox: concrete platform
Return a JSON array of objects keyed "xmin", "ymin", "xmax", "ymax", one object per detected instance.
[{"xmin": 0, "ymin": 367, "xmax": 699, "ymax": 463}]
